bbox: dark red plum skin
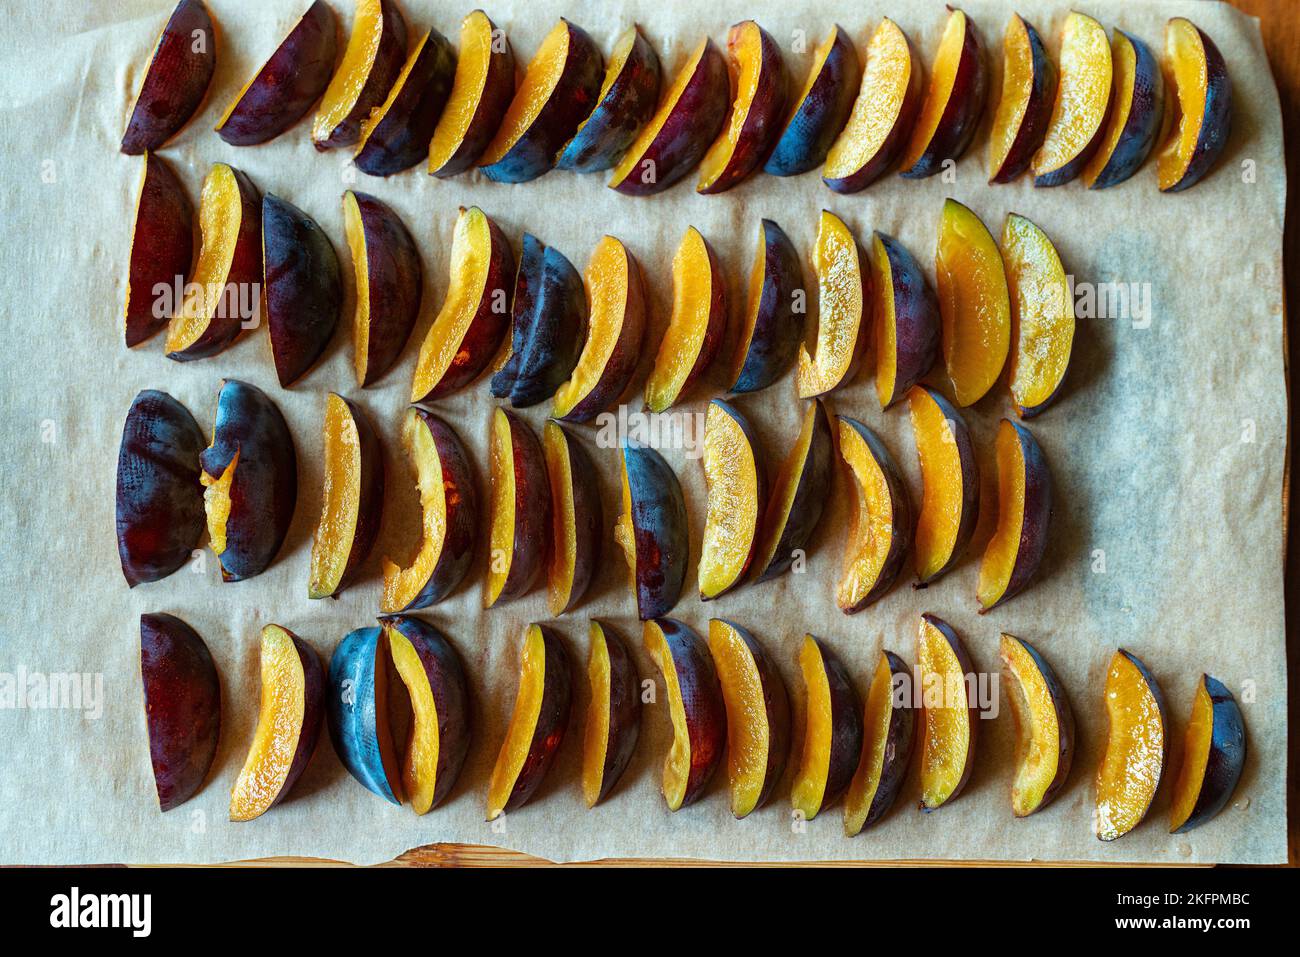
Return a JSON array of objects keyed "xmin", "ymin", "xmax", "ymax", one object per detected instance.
[
  {"xmin": 166, "ymin": 166, "xmax": 262, "ymax": 362},
  {"xmin": 1162, "ymin": 24, "xmax": 1233, "ymax": 193},
  {"xmin": 430, "ymin": 18, "xmax": 515, "ymax": 178},
  {"xmin": 698, "ymin": 23, "xmax": 788, "ymax": 194},
  {"xmin": 1005, "ymin": 635, "xmax": 1075, "ymax": 813},
  {"xmin": 715, "ymin": 619, "xmax": 789, "ymax": 811},
  {"xmin": 324, "ymin": 396, "xmax": 385, "ymax": 597},
  {"xmin": 216, "ymin": 0, "xmax": 337, "ymax": 146},
  {"xmin": 262, "ymin": 194, "xmax": 341, "ymax": 387},
  {"xmin": 919, "ymin": 613, "xmax": 978, "ymax": 810},
  {"xmin": 839, "ymin": 417, "xmax": 913, "ymax": 612},
  {"xmin": 550, "ymin": 424, "xmax": 603, "ymax": 614},
  {"xmin": 200, "ymin": 380, "xmax": 297, "ymax": 582},
  {"xmin": 981, "ymin": 419, "xmax": 1052, "ymax": 611},
  {"xmin": 1173, "ymin": 674, "xmax": 1246, "ymax": 832},
  {"xmin": 989, "ymin": 17, "xmax": 1056, "ymax": 184},
  {"xmin": 591, "ymin": 621, "xmax": 641, "ymax": 804},
  {"xmin": 733, "ymin": 219, "xmax": 802, "ymax": 394},
  {"xmin": 654, "ymin": 619, "xmax": 725, "ymax": 807},
  {"xmin": 755, "ymin": 399, "xmax": 833, "ymax": 582},
  {"xmin": 1088, "ymin": 30, "xmax": 1162, "ymax": 190},
  {"xmin": 273, "ymin": 631, "xmax": 326, "ymax": 810},
  {"xmin": 121, "ymin": 0, "xmax": 217, "ymax": 154},
  {"xmin": 492, "ymin": 235, "xmax": 588, "ymax": 407},
  {"xmin": 557, "ymin": 249, "xmax": 646, "ymax": 422},
  {"xmin": 875, "ymin": 231, "xmax": 939, "ymax": 408},
  {"xmin": 623, "ymin": 444, "xmax": 688, "ymax": 620},
  {"xmin": 354, "ymin": 28, "xmax": 457, "ymax": 176},
  {"xmin": 806, "ymin": 636, "xmax": 863, "ymax": 809},
  {"xmin": 381, "ymin": 615, "xmax": 473, "ymax": 809},
  {"xmin": 140, "ymin": 613, "xmax": 221, "ymax": 811},
  {"xmin": 900, "ymin": 18, "xmax": 987, "ymax": 179},
  {"xmin": 495, "ymin": 411, "xmax": 551, "ymax": 603},
  {"xmin": 313, "ymin": 0, "xmax": 407, "ymax": 150},
  {"xmin": 859, "ymin": 650, "xmax": 916, "ymax": 828},
  {"xmin": 912, "ymin": 386, "xmax": 979, "ymax": 587},
  {"xmin": 352, "ymin": 192, "xmax": 422, "ymax": 387},
  {"xmin": 557, "ymin": 28, "xmax": 661, "ymax": 173},
  {"xmin": 501, "ymin": 625, "xmax": 573, "ymax": 813},
  {"xmin": 481, "ymin": 20, "xmax": 603, "ymax": 183},
  {"xmin": 611, "ymin": 39, "xmax": 730, "ymax": 196},
  {"xmin": 765, "ymin": 26, "xmax": 860, "ymax": 176},
  {"xmin": 397, "ymin": 409, "xmax": 479, "ymax": 610},
  {"xmin": 126, "ymin": 154, "xmax": 193, "ymax": 348},
  {"xmin": 117, "ymin": 390, "xmax": 206, "ymax": 587}
]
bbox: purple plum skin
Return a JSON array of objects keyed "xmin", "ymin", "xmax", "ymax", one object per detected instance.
[
  {"xmin": 875, "ymin": 231, "xmax": 939, "ymax": 408},
  {"xmin": 590, "ymin": 621, "xmax": 642, "ymax": 804},
  {"xmin": 859, "ymin": 650, "xmax": 916, "ymax": 828},
  {"xmin": 765, "ymin": 26, "xmax": 860, "ymax": 176},
  {"xmin": 807, "ymin": 636, "xmax": 863, "ymax": 808},
  {"xmin": 983, "ymin": 419, "xmax": 1052, "ymax": 611},
  {"xmin": 1088, "ymin": 30, "xmax": 1163, "ymax": 189},
  {"xmin": 989, "ymin": 16, "xmax": 1056, "ymax": 184},
  {"xmin": 557, "ymin": 29, "xmax": 661, "ymax": 173},
  {"xmin": 355, "ymin": 28, "xmax": 457, "ymax": 177},
  {"xmin": 623, "ymin": 444, "xmax": 688, "ymax": 620},
  {"xmin": 653, "ymin": 619, "xmax": 725, "ymax": 807},
  {"xmin": 900, "ymin": 19, "xmax": 987, "ymax": 179},
  {"xmin": 262, "ymin": 194, "xmax": 342, "ymax": 387},
  {"xmin": 754, "ymin": 399, "xmax": 833, "ymax": 582},
  {"xmin": 1172, "ymin": 674, "xmax": 1246, "ymax": 832},
  {"xmin": 326, "ymin": 627, "xmax": 399, "ymax": 804},
  {"xmin": 732, "ymin": 218, "xmax": 803, "ymax": 393},
  {"xmin": 1162, "ymin": 24, "xmax": 1233, "ymax": 193},
  {"xmin": 352, "ymin": 192, "xmax": 422, "ymax": 387},
  {"xmin": 501, "ymin": 625, "xmax": 573, "ymax": 812},
  {"xmin": 121, "ymin": 0, "xmax": 217, "ymax": 154}
]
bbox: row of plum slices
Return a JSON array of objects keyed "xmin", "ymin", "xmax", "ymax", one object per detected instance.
[
  {"xmin": 122, "ymin": 1, "xmax": 1231, "ymax": 193},
  {"xmin": 141, "ymin": 610, "xmax": 1246, "ymax": 840}
]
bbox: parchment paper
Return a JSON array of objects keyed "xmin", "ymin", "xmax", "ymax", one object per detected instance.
[{"xmin": 0, "ymin": 0, "xmax": 1287, "ymax": 864}]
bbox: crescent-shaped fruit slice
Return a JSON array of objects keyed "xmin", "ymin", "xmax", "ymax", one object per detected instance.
[
  {"xmin": 311, "ymin": 0, "xmax": 407, "ymax": 150},
  {"xmin": 1000, "ymin": 633, "xmax": 1074, "ymax": 817},
  {"xmin": 844, "ymin": 649, "xmax": 915, "ymax": 835},
  {"xmin": 558, "ymin": 24, "xmax": 662, "ymax": 173},
  {"xmin": 977, "ymin": 418, "xmax": 1052, "ymax": 612},
  {"xmin": 427, "ymin": 10, "xmax": 517, "ymax": 177},
  {"xmin": 765, "ymin": 25, "xmax": 859, "ymax": 177},
  {"xmin": 121, "ymin": 0, "xmax": 217, "ymax": 154},
  {"xmin": 899, "ymin": 7, "xmax": 987, "ymax": 178},
  {"xmin": 552, "ymin": 236, "xmax": 647, "ymax": 422},
  {"xmin": 478, "ymin": 19, "xmax": 603, "ymax": 183},
  {"xmin": 823, "ymin": 18, "xmax": 920, "ymax": 192},
  {"xmin": 608, "ymin": 37, "xmax": 730, "ymax": 195},
  {"xmin": 731, "ymin": 218, "xmax": 803, "ymax": 394},
  {"xmin": 308, "ymin": 394, "xmax": 384, "ymax": 599},
  {"xmin": 644, "ymin": 618, "xmax": 726, "ymax": 811},
  {"xmin": 125, "ymin": 153, "xmax": 193, "ymax": 347},
  {"xmin": 696, "ymin": 20, "xmax": 787, "ymax": 194},
  {"xmin": 836, "ymin": 417, "xmax": 911, "ymax": 614},
  {"xmin": 936, "ymin": 198, "xmax": 1010, "ymax": 407},
  {"xmin": 1031, "ymin": 12, "xmax": 1113, "ymax": 187},
  {"xmin": 581, "ymin": 620, "xmax": 642, "ymax": 807},
  {"xmin": 1082, "ymin": 29, "xmax": 1164, "ymax": 189},
  {"xmin": 229, "ymin": 624, "xmax": 324, "ymax": 821},
  {"xmin": 354, "ymin": 28, "xmax": 458, "ymax": 177},
  {"xmin": 140, "ymin": 613, "xmax": 221, "ymax": 811},
  {"xmin": 326, "ymin": 626, "xmax": 401, "ymax": 804},
  {"xmin": 1002, "ymin": 214, "xmax": 1075, "ymax": 417},
  {"xmin": 616, "ymin": 443, "xmax": 689, "ymax": 620},
  {"xmin": 1155, "ymin": 18, "xmax": 1233, "ymax": 193},
  {"xmin": 383, "ymin": 615, "xmax": 472, "ymax": 814},
  {"xmin": 644, "ymin": 226, "xmax": 727, "ymax": 412},
  {"xmin": 411, "ymin": 206, "xmax": 514, "ymax": 401},
  {"xmin": 872, "ymin": 230, "xmax": 939, "ymax": 409},
  {"xmin": 544, "ymin": 422, "xmax": 602, "ymax": 616},
  {"xmin": 484, "ymin": 409, "xmax": 551, "ymax": 608},
  {"xmin": 708, "ymin": 619, "xmax": 790, "ymax": 819},
  {"xmin": 344, "ymin": 190, "xmax": 422, "ymax": 387},
  {"xmin": 790, "ymin": 635, "xmax": 862, "ymax": 820},
  {"xmin": 907, "ymin": 385, "xmax": 979, "ymax": 585},
  {"xmin": 698, "ymin": 401, "xmax": 766, "ymax": 600},
  {"xmin": 216, "ymin": 0, "xmax": 337, "ymax": 146},
  {"xmin": 486, "ymin": 624, "xmax": 573, "ymax": 820},
  {"xmin": 796, "ymin": 210, "xmax": 867, "ymax": 397},
  {"xmin": 1170, "ymin": 674, "xmax": 1246, "ymax": 833},
  {"xmin": 1095, "ymin": 649, "xmax": 1167, "ymax": 840},
  {"xmin": 917, "ymin": 613, "xmax": 977, "ymax": 811},
  {"xmin": 752, "ymin": 399, "xmax": 833, "ymax": 583},
  {"xmin": 381, "ymin": 407, "xmax": 478, "ymax": 612},
  {"xmin": 165, "ymin": 163, "xmax": 262, "ymax": 361},
  {"xmin": 987, "ymin": 14, "xmax": 1055, "ymax": 184}
]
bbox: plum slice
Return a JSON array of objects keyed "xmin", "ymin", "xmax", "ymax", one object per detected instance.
[
  {"xmin": 977, "ymin": 419, "xmax": 1052, "ymax": 612},
  {"xmin": 907, "ymin": 384, "xmax": 979, "ymax": 585},
  {"xmin": 899, "ymin": 8, "xmax": 987, "ymax": 178},
  {"xmin": 229, "ymin": 624, "xmax": 324, "ymax": 821},
  {"xmin": 1082, "ymin": 29, "xmax": 1164, "ymax": 189},
  {"xmin": 344, "ymin": 190, "xmax": 422, "ymax": 388},
  {"xmin": 353, "ymin": 28, "xmax": 457, "ymax": 177},
  {"xmin": 486, "ymin": 624, "xmax": 573, "ymax": 820},
  {"xmin": 543, "ymin": 422, "xmax": 602, "ymax": 617},
  {"xmin": 765, "ymin": 25, "xmax": 859, "ymax": 177},
  {"xmin": 987, "ymin": 14, "xmax": 1055, "ymax": 184},
  {"xmin": 380, "ymin": 407, "xmax": 477, "ymax": 612},
  {"xmin": 140, "ymin": 613, "xmax": 221, "ymax": 811},
  {"xmin": 124, "ymin": 153, "xmax": 193, "ymax": 348},
  {"xmin": 1155, "ymin": 17, "xmax": 1233, "ymax": 192},
  {"xmin": 1095, "ymin": 649, "xmax": 1167, "ymax": 840},
  {"xmin": 836, "ymin": 417, "xmax": 911, "ymax": 614},
  {"xmin": 427, "ymin": 10, "xmax": 516, "ymax": 177},
  {"xmin": 1031, "ymin": 12, "xmax": 1114, "ymax": 187},
  {"xmin": 326, "ymin": 626, "xmax": 401, "ymax": 804},
  {"xmin": 383, "ymin": 615, "xmax": 472, "ymax": 814},
  {"xmin": 917, "ymin": 613, "xmax": 977, "ymax": 811},
  {"xmin": 844, "ymin": 649, "xmax": 915, "ymax": 834},
  {"xmin": 310, "ymin": 0, "xmax": 407, "ymax": 150},
  {"xmin": 730, "ymin": 218, "xmax": 802, "ymax": 394},
  {"xmin": 644, "ymin": 225, "xmax": 727, "ymax": 412},
  {"xmin": 790, "ymin": 635, "xmax": 862, "ymax": 820},
  {"xmin": 936, "ymin": 198, "xmax": 1010, "ymax": 407},
  {"xmin": 262, "ymin": 193, "xmax": 342, "ymax": 387},
  {"xmin": 483, "ymin": 409, "xmax": 550, "ymax": 608},
  {"xmin": 796, "ymin": 210, "xmax": 868, "ymax": 397},
  {"xmin": 698, "ymin": 400, "xmax": 766, "ymax": 600},
  {"xmin": 581, "ymin": 620, "xmax": 641, "ymax": 807},
  {"xmin": 643, "ymin": 618, "xmax": 726, "ymax": 811},
  {"xmin": 752, "ymin": 399, "xmax": 833, "ymax": 583},
  {"xmin": 707, "ymin": 619, "xmax": 789, "ymax": 819},
  {"xmin": 121, "ymin": 0, "xmax": 217, "ymax": 154},
  {"xmin": 1001, "ymin": 213, "xmax": 1075, "ymax": 417},
  {"xmin": 615, "ymin": 443, "xmax": 688, "ymax": 620},
  {"xmin": 1169, "ymin": 674, "xmax": 1246, "ymax": 833},
  {"xmin": 872, "ymin": 230, "xmax": 939, "ymax": 409},
  {"xmin": 1000, "ymin": 633, "xmax": 1074, "ymax": 817}
]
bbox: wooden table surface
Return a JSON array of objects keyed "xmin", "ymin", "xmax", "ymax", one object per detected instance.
[{"xmin": 236, "ymin": 0, "xmax": 1298, "ymax": 868}]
